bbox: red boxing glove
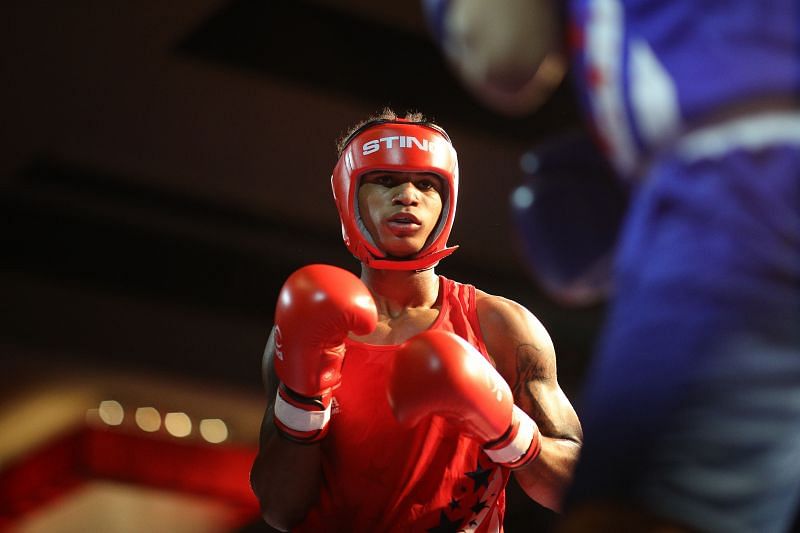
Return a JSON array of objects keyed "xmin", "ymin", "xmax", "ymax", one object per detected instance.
[
  {"xmin": 387, "ymin": 330, "xmax": 541, "ymax": 468},
  {"xmin": 272, "ymin": 264, "xmax": 377, "ymax": 442}
]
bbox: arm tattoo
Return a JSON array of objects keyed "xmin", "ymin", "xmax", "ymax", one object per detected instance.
[
  {"xmin": 511, "ymin": 343, "xmax": 549, "ymax": 396},
  {"xmin": 512, "ymin": 343, "xmax": 560, "ymax": 435}
]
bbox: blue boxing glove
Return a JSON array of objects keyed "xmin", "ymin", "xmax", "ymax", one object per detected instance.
[
  {"xmin": 420, "ymin": 0, "xmax": 567, "ymax": 116},
  {"xmin": 511, "ymin": 132, "xmax": 630, "ymax": 306}
]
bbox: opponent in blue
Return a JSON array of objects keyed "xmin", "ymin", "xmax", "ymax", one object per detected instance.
[{"xmin": 425, "ymin": 0, "xmax": 800, "ymax": 530}]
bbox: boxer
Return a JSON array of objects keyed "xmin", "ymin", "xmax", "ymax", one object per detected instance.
[{"xmin": 250, "ymin": 109, "xmax": 582, "ymax": 532}]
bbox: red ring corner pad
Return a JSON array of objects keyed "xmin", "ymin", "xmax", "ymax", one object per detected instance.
[{"xmin": 0, "ymin": 424, "xmax": 260, "ymax": 529}]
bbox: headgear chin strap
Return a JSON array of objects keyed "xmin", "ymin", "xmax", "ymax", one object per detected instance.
[{"xmin": 331, "ymin": 119, "xmax": 459, "ymax": 271}]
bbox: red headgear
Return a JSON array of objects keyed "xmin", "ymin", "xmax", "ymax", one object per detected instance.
[{"xmin": 331, "ymin": 119, "xmax": 459, "ymax": 270}]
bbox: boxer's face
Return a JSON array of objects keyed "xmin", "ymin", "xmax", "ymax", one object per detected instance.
[{"xmin": 358, "ymin": 171, "xmax": 444, "ymax": 258}]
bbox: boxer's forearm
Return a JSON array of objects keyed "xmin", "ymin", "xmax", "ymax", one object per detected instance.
[
  {"xmin": 514, "ymin": 435, "xmax": 581, "ymax": 512},
  {"xmin": 250, "ymin": 414, "xmax": 322, "ymax": 531}
]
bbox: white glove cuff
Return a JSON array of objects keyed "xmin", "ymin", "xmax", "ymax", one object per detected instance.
[
  {"xmin": 274, "ymin": 390, "xmax": 331, "ymax": 432},
  {"xmin": 484, "ymin": 405, "xmax": 536, "ymax": 465}
]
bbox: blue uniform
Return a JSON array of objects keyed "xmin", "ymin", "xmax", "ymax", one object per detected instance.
[
  {"xmin": 569, "ymin": 0, "xmax": 800, "ymax": 179},
  {"xmin": 567, "ymin": 1, "xmax": 800, "ymax": 531}
]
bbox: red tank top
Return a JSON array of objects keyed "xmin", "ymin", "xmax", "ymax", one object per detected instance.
[{"xmin": 294, "ymin": 276, "xmax": 511, "ymax": 532}]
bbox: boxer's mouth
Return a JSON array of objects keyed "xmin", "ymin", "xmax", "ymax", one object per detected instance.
[{"xmin": 388, "ymin": 212, "xmax": 421, "ymax": 224}]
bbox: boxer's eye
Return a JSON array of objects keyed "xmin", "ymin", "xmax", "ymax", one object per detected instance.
[
  {"xmin": 366, "ymin": 174, "xmax": 395, "ymax": 187},
  {"xmin": 416, "ymin": 176, "xmax": 443, "ymax": 193}
]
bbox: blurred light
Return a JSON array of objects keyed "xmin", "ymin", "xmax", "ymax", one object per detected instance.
[
  {"xmin": 164, "ymin": 412, "xmax": 192, "ymax": 437},
  {"xmin": 519, "ymin": 151, "xmax": 540, "ymax": 174},
  {"xmin": 199, "ymin": 418, "xmax": 228, "ymax": 444},
  {"xmin": 135, "ymin": 407, "xmax": 161, "ymax": 432},
  {"xmin": 98, "ymin": 400, "xmax": 124, "ymax": 426},
  {"xmin": 511, "ymin": 185, "xmax": 535, "ymax": 210}
]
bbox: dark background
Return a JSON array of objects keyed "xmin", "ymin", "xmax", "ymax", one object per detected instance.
[{"xmin": 1, "ymin": 1, "xmax": 604, "ymax": 530}]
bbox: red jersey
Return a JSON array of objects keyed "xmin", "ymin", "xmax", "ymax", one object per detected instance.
[{"xmin": 295, "ymin": 276, "xmax": 511, "ymax": 532}]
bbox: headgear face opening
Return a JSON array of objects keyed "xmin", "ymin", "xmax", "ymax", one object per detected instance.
[{"xmin": 331, "ymin": 119, "xmax": 459, "ymax": 271}]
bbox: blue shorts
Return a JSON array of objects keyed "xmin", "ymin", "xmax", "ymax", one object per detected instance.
[{"xmin": 568, "ymin": 123, "xmax": 800, "ymax": 532}]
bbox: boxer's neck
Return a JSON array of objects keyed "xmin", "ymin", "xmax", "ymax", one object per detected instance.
[{"xmin": 360, "ymin": 265, "xmax": 440, "ymax": 316}]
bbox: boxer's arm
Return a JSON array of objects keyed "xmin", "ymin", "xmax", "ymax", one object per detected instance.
[
  {"xmin": 250, "ymin": 326, "xmax": 322, "ymax": 531},
  {"xmin": 477, "ymin": 293, "xmax": 583, "ymax": 511}
]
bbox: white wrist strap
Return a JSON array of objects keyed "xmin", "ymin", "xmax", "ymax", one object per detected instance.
[
  {"xmin": 274, "ymin": 391, "xmax": 331, "ymax": 432},
  {"xmin": 484, "ymin": 405, "xmax": 536, "ymax": 465}
]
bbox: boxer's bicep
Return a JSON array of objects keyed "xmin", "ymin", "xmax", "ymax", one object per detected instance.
[
  {"xmin": 513, "ymin": 343, "xmax": 581, "ymax": 442},
  {"xmin": 477, "ymin": 293, "xmax": 581, "ymax": 442}
]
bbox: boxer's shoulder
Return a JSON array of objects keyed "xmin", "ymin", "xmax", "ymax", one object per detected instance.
[
  {"xmin": 474, "ymin": 290, "xmax": 555, "ymax": 378},
  {"xmin": 474, "ymin": 291, "xmax": 548, "ymax": 340}
]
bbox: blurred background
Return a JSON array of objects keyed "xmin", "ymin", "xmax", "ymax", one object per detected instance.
[{"xmin": 0, "ymin": 1, "xmax": 605, "ymax": 531}]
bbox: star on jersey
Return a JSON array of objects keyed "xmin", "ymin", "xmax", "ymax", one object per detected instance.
[
  {"xmin": 470, "ymin": 499, "xmax": 489, "ymax": 514},
  {"xmin": 465, "ymin": 461, "xmax": 492, "ymax": 492},
  {"xmin": 424, "ymin": 457, "xmax": 502, "ymax": 532}
]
